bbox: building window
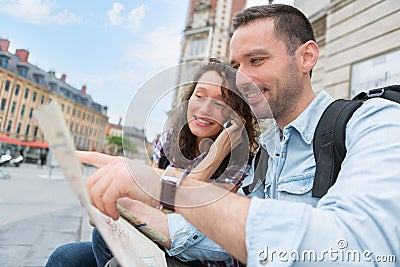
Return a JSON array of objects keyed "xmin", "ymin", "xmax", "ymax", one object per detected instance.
[
  {"xmin": 33, "ymin": 73, "xmax": 44, "ymax": 86},
  {"xmin": 16, "ymin": 123, "xmax": 21, "ymax": 134},
  {"xmin": 33, "ymin": 126, "xmax": 38, "ymax": 137},
  {"xmin": 67, "ymin": 106, "xmax": 71, "ymax": 114},
  {"xmin": 40, "ymin": 95, "xmax": 45, "ymax": 104},
  {"xmin": 1, "ymin": 98, "xmax": 6, "ymax": 110},
  {"xmin": 33, "ymin": 92, "xmax": 37, "ymax": 102},
  {"xmin": 70, "ymin": 122, "xmax": 74, "ymax": 132},
  {"xmin": 17, "ymin": 65, "xmax": 28, "ymax": 78},
  {"xmin": 11, "ymin": 101, "xmax": 16, "ymax": 114},
  {"xmin": 189, "ymin": 38, "xmax": 206, "ymax": 58},
  {"xmin": 61, "ymin": 103, "xmax": 64, "ymax": 111},
  {"xmin": 350, "ymin": 49, "xmax": 400, "ymax": 97},
  {"xmin": 5, "ymin": 80, "xmax": 10, "ymax": 91},
  {"xmin": 78, "ymin": 110, "xmax": 81, "ymax": 118},
  {"xmin": 20, "ymin": 104, "xmax": 25, "ymax": 117},
  {"xmin": 49, "ymin": 82, "xmax": 57, "ymax": 91},
  {"xmin": 0, "ymin": 55, "xmax": 10, "ymax": 69},
  {"xmin": 24, "ymin": 88, "xmax": 29, "ymax": 99},
  {"xmin": 72, "ymin": 107, "xmax": 76, "ymax": 116},
  {"xmin": 25, "ymin": 124, "xmax": 30, "ymax": 135},
  {"xmin": 6, "ymin": 120, "xmax": 12, "ymax": 132},
  {"xmin": 15, "ymin": 85, "xmax": 20, "ymax": 95},
  {"xmin": 29, "ymin": 108, "xmax": 33, "ymax": 119}
]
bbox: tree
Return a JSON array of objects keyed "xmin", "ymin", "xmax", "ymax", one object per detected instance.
[{"xmin": 106, "ymin": 135, "xmax": 137, "ymax": 155}]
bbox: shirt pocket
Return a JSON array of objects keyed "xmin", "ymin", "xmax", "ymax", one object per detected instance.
[{"xmin": 277, "ymin": 173, "xmax": 319, "ymax": 206}]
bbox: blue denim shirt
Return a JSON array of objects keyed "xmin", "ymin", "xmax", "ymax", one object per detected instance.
[
  {"xmin": 165, "ymin": 91, "xmax": 332, "ymax": 264},
  {"xmin": 246, "ymin": 93, "xmax": 400, "ymax": 266},
  {"xmin": 167, "ymin": 91, "xmax": 400, "ymax": 266}
]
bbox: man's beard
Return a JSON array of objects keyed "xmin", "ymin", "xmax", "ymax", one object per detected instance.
[{"xmin": 268, "ymin": 62, "xmax": 302, "ymax": 123}]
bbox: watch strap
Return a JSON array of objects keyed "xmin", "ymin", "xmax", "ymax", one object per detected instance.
[{"xmin": 160, "ymin": 178, "xmax": 177, "ymax": 212}]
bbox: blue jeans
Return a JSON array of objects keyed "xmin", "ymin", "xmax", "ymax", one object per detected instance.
[
  {"xmin": 45, "ymin": 228, "xmax": 112, "ymax": 267},
  {"xmin": 92, "ymin": 227, "xmax": 114, "ymax": 266},
  {"xmin": 45, "ymin": 241, "xmax": 96, "ymax": 267}
]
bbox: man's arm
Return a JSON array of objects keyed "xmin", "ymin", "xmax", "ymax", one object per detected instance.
[
  {"xmin": 80, "ymin": 151, "xmax": 251, "ymax": 263},
  {"xmin": 176, "ymin": 179, "xmax": 250, "ymax": 263},
  {"xmin": 118, "ymin": 197, "xmax": 234, "ymax": 263}
]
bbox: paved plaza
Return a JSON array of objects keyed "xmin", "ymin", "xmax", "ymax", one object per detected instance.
[{"xmin": 0, "ymin": 163, "xmax": 94, "ymax": 267}]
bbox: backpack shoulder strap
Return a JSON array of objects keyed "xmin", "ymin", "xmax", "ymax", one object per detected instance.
[
  {"xmin": 312, "ymin": 99, "xmax": 363, "ymax": 198},
  {"xmin": 312, "ymin": 84, "xmax": 400, "ymax": 198},
  {"xmin": 242, "ymin": 146, "xmax": 268, "ymax": 195}
]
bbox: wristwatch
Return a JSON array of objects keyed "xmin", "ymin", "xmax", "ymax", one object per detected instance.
[{"xmin": 160, "ymin": 166, "xmax": 189, "ymax": 212}]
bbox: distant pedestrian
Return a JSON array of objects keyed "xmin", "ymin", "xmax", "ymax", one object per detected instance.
[{"xmin": 40, "ymin": 150, "xmax": 47, "ymax": 167}]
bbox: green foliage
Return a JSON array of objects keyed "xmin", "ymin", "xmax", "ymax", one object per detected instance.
[{"xmin": 107, "ymin": 135, "xmax": 138, "ymax": 155}]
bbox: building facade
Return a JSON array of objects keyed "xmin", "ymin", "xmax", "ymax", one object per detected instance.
[
  {"xmin": 105, "ymin": 122, "xmax": 150, "ymax": 162},
  {"xmin": 176, "ymin": 0, "xmax": 399, "ymax": 102},
  {"xmin": 180, "ymin": 0, "xmax": 246, "ymax": 64},
  {"xmin": 0, "ymin": 39, "xmax": 108, "ymax": 152},
  {"xmin": 296, "ymin": 0, "xmax": 400, "ymax": 98},
  {"xmin": 174, "ymin": 0, "xmax": 246, "ymax": 101}
]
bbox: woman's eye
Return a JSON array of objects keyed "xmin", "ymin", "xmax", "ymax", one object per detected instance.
[
  {"xmin": 195, "ymin": 94, "xmax": 204, "ymax": 100},
  {"xmin": 214, "ymin": 101, "xmax": 225, "ymax": 108}
]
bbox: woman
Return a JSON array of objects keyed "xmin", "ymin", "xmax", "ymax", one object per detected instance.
[
  {"xmin": 45, "ymin": 59, "xmax": 259, "ymax": 267},
  {"xmin": 154, "ymin": 58, "xmax": 258, "ymax": 189}
]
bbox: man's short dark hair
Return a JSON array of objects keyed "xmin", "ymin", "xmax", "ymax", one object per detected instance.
[{"xmin": 232, "ymin": 4, "xmax": 316, "ymax": 55}]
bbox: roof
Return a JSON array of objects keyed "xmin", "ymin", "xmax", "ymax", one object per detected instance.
[{"xmin": 0, "ymin": 49, "xmax": 107, "ymax": 116}]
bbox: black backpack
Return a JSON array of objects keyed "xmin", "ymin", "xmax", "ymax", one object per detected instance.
[{"xmin": 242, "ymin": 85, "xmax": 400, "ymax": 198}]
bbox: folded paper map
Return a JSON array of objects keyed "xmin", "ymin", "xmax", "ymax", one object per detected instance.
[{"xmin": 35, "ymin": 102, "xmax": 167, "ymax": 267}]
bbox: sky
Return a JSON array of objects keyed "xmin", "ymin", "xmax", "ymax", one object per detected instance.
[{"xmin": 0, "ymin": 0, "xmax": 293, "ymax": 132}]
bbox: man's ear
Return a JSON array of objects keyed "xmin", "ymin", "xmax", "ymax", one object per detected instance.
[{"xmin": 298, "ymin": 40, "xmax": 319, "ymax": 74}]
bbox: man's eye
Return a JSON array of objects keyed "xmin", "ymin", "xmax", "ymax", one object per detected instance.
[
  {"xmin": 231, "ymin": 64, "xmax": 239, "ymax": 70},
  {"xmin": 251, "ymin": 58, "xmax": 263, "ymax": 64}
]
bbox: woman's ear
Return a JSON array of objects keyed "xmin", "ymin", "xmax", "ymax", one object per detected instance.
[{"xmin": 297, "ymin": 40, "xmax": 319, "ymax": 75}]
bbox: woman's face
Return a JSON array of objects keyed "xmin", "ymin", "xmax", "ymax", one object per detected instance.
[{"xmin": 187, "ymin": 71, "xmax": 228, "ymax": 141}]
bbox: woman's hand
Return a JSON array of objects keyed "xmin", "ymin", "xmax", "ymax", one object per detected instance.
[{"xmin": 190, "ymin": 119, "xmax": 245, "ymax": 181}]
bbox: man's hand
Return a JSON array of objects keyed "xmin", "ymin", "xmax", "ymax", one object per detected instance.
[{"xmin": 78, "ymin": 151, "xmax": 161, "ymax": 220}]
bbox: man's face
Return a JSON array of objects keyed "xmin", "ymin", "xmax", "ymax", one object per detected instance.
[{"xmin": 230, "ymin": 20, "xmax": 303, "ymax": 121}]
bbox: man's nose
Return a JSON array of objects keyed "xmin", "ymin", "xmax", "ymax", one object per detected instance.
[{"xmin": 236, "ymin": 69, "xmax": 252, "ymax": 91}]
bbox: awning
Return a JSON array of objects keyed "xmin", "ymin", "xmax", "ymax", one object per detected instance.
[
  {"xmin": 0, "ymin": 134, "xmax": 49, "ymax": 149},
  {"xmin": 22, "ymin": 140, "xmax": 49, "ymax": 149},
  {"xmin": 0, "ymin": 134, "xmax": 24, "ymax": 146}
]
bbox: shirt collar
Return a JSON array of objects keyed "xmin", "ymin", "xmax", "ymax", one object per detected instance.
[{"xmin": 259, "ymin": 91, "xmax": 334, "ymax": 145}]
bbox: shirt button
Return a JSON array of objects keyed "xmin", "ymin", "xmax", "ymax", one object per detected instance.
[{"xmin": 193, "ymin": 235, "xmax": 198, "ymax": 240}]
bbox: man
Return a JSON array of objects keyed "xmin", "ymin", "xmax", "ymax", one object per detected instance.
[{"xmin": 83, "ymin": 4, "xmax": 400, "ymax": 266}]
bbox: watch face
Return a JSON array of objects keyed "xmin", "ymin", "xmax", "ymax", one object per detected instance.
[{"xmin": 162, "ymin": 166, "xmax": 185, "ymax": 183}]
